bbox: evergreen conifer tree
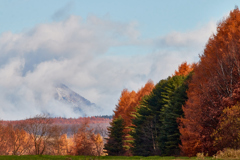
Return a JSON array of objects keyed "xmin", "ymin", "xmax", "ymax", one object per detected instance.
[
  {"xmin": 104, "ymin": 116, "xmax": 126, "ymax": 156},
  {"xmin": 131, "ymin": 75, "xmax": 189, "ymax": 156},
  {"xmin": 160, "ymin": 73, "xmax": 192, "ymax": 155}
]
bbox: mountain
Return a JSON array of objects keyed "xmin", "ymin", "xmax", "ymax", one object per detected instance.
[{"xmin": 54, "ymin": 84, "xmax": 101, "ymax": 116}]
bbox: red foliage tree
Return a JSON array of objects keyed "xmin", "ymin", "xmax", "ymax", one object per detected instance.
[{"xmin": 179, "ymin": 7, "xmax": 240, "ymax": 156}]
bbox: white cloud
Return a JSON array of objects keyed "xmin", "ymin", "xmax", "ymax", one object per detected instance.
[
  {"xmin": 0, "ymin": 15, "xmax": 216, "ymax": 120},
  {"xmin": 163, "ymin": 21, "xmax": 216, "ymax": 48}
]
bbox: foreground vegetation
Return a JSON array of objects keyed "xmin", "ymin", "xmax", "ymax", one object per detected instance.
[
  {"xmin": 4, "ymin": 148, "xmax": 240, "ymax": 160},
  {"xmin": 0, "ymin": 155, "xmax": 214, "ymax": 160}
]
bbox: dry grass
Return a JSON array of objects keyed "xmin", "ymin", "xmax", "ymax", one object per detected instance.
[
  {"xmin": 196, "ymin": 153, "xmax": 205, "ymax": 159},
  {"xmin": 214, "ymin": 148, "xmax": 240, "ymax": 159}
]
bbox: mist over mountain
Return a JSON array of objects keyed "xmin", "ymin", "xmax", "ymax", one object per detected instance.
[
  {"xmin": 54, "ymin": 84, "xmax": 101, "ymax": 117},
  {"xmin": 0, "ymin": 4, "xmax": 217, "ymax": 120}
]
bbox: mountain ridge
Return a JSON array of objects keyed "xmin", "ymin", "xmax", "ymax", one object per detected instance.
[{"xmin": 54, "ymin": 83, "xmax": 101, "ymax": 116}]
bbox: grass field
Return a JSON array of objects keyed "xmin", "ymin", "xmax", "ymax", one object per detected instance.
[{"xmin": 0, "ymin": 155, "xmax": 219, "ymax": 160}]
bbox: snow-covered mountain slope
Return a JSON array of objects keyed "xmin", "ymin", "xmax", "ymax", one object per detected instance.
[{"xmin": 54, "ymin": 84, "xmax": 101, "ymax": 116}]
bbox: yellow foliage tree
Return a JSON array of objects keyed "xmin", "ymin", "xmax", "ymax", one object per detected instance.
[{"xmin": 213, "ymin": 103, "xmax": 240, "ymax": 149}]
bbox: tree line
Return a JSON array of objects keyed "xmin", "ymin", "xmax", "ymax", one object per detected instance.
[
  {"xmin": 0, "ymin": 114, "xmax": 105, "ymax": 156},
  {"xmin": 105, "ymin": 7, "xmax": 240, "ymax": 157},
  {"xmin": 2, "ymin": 116, "xmax": 111, "ymax": 125}
]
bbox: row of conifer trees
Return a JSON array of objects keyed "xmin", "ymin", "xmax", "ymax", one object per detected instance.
[{"xmin": 104, "ymin": 63, "xmax": 193, "ymax": 156}]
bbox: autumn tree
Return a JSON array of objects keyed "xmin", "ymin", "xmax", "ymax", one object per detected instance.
[
  {"xmin": 211, "ymin": 81, "xmax": 240, "ymax": 150},
  {"xmin": 7, "ymin": 124, "xmax": 32, "ymax": 155},
  {"xmin": 49, "ymin": 126, "xmax": 68, "ymax": 155},
  {"xmin": 0, "ymin": 122, "xmax": 33, "ymax": 155},
  {"xmin": 212, "ymin": 103, "xmax": 240, "ymax": 149},
  {"xmin": 112, "ymin": 80, "xmax": 154, "ymax": 154},
  {"xmin": 0, "ymin": 123, "xmax": 9, "ymax": 155},
  {"xmin": 92, "ymin": 133, "xmax": 104, "ymax": 156},
  {"xmin": 73, "ymin": 118, "xmax": 104, "ymax": 156},
  {"xmin": 74, "ymin": 118, "xmax": 92, "ymax": 155},
  {"xmin": 66, "ymin": 136, "xmax": 75, "ymax": 155},
  {"xmin": 22, "ymin": 114, "xmax": 57, "ymax": 155},
  {"xmin": 179, "ymin": 7, "xmax": 240, "ymax": 156},
  {"xmin": 173, "ymin": 62, "xmax": 194, "ymax": 76},
  {"xmin": 114, "ymin": 80, "xmax": 154, "ymax": 125}
]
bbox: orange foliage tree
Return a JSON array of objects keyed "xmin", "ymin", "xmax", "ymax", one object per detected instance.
[
  {"xmin": 0, "ymin": 123, "xmax": 33, "ymax": 155},
  {"xmin": 179, "ymin": 7, "xmax": 240, "ymax": 156},
  {"xmin": 50, "ymin": 126, "xmax": 68, "ymax": 155},
  {"xmin": 173, "ymin": 62, "xmax": 195, "ymax": 76},
  {"xmin": 0, "ymin": 123, "xmax": 11, "ymax": 155},
  {"xmin": 111, "ymin": 80, "xmax": 155, "ymax": 155},
  {"xmin": 21, "ymin": 114, "xmax": 68, "ymax": 155},
  {"xmin": 114, "ymin": 80, "xmax": 154, "ymax": 128},
  {"xmin": 92, "ymin": 133, "xmax": 104, "ymax": 156},
  {"xmin": 74, "ymin": 118, "xmax": 104, "ymax": 156},
  {"xmin": 74, "ymin": 119, "xmax": 94, "ymax": 155},
  {"xmin": 7, "ymin": 124, "xmax": 32, "ymax": 155}
]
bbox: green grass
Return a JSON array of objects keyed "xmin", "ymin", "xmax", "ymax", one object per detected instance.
[{"xmin": 0, "ymin": 155, "xmax": 218, "ymax": 160}]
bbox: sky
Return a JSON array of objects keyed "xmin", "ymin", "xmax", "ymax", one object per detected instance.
[{"xmin": 0, "ymin": 0, "xmax": 239, "ymax": 120}]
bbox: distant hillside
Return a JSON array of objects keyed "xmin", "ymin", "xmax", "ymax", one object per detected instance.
[
  {"xmin": 1, "ymin": 116, "xmax": 112, "ymax": 138},
  {"xmin": 95, "ymin": 115, "xmax": 113, "ymax": 119},
  {"xmin": 52, "ymin": 116, "xmax": 112, "ymax": 124},
  {"xmin": 1, "ymin": 116, "xmax": 112, "ymax": 125}
]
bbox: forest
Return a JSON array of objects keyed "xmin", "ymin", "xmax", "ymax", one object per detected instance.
[
  {"xmin": 1, "ymin": 7, "xmax": 240, "ymax": 158},
  {"xmin": 104, "ymin": 7, "xmax": 240, "ymax": 157}
]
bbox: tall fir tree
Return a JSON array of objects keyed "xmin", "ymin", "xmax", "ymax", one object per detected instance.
[
  {"xmin": 160, "ymin": 73, "xmax": 192, "ymax": 155},
  {"xmin": 131, "ymin": 76, "xmax": 185, "ymax": 156},
  {"xmin": 104, "ymin": 116, "xmax": 126, "ymax": 156},
  {"xmin": 131, "ymin": 75, "xmax": 190, "ymax": 156},
  {"xmin": 157, "ymin": 76, "xmax": 186, "ymax": 155},
  {"xmin": 130, "ymin": 95, "xmax": 159, "ymax": 156}
]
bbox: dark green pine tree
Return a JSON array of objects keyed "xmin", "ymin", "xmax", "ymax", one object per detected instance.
[
  {"xmin": 130, "ymin": 75, "xmax": 188, "ymax": 156},
  {"xmin": 158, "ymin": 75, "xmax": 186, "ymax": 155},
  {"xmin": 130, "ymin": 78, "xmax": 172, "ymax": 156},
  {"xmin": 104, "ymin": 116, "xmax": 126, "ymax": 156},
  {"xmin": 160, "ymin": 73, "xmax": 192, "ymax": 155},
  {"xmin": 130, "ymin": 95, "xmax": 159, "ymax": 156}
]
